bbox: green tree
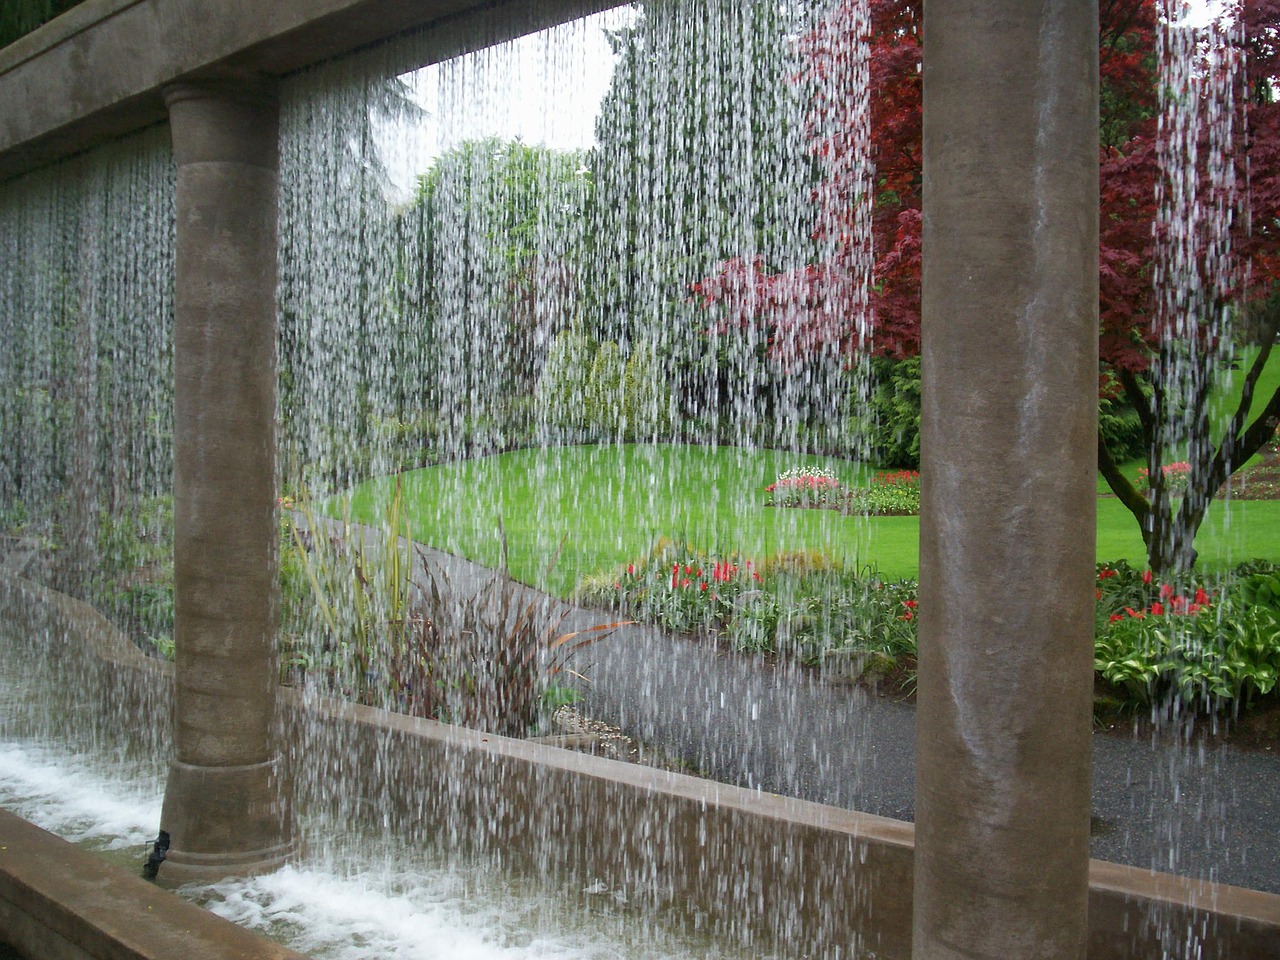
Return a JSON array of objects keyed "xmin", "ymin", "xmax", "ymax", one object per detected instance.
[
  {"xmin": 398, "ymin": 138, "xmax": 592, "ymax": 439},
  {"xmin": 589, "ymin": 0, "xmax": 828, "ymax": 442}
]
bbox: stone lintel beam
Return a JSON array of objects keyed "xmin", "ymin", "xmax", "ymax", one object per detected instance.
[{"xmin": 0, "ymin": 0, "xmax": 616, "ymax": 183}]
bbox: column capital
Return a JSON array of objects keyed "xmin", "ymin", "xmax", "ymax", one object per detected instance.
[{"xmin": 164, "ymin": 76, "xmax": 279, "ymax": 169}]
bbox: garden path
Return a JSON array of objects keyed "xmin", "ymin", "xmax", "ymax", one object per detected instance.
[{"xmin": 308, "ymin": 517, "xmax": 1280, "ymax": 896}]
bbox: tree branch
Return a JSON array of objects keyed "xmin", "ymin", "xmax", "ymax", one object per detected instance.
[
  {"xmin": 1116, "ymin": 365, "xmax": 1155, "ymax": 437},
  {"xmin": 1231, "ymin": 375, "xmax": 1280, "ymax": 468},
  {"xmin": 1220, "ymin": 336, "xmax": 1277, "ymax": 469},
  {"xmin": 1098, "ymin": 434, "xmax": 1151, "ymax": 524},
  {"xmin": 1100, "ymin": 0, "xmax": 1143, "ymax": 63}
]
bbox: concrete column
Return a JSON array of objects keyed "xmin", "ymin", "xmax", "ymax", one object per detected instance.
[
  {"xmin": 157, "ymin": 79, "xmax": 294, "ymax": 883},
  {"xmin": 914, "ymin": 3, "xmax": 1098, "ymax": 959}
]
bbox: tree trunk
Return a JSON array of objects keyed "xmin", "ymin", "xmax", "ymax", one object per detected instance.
[
  {"xmin": 1143, "ymin": 505, "xmax": 1200, "ymax": 574},
  {"xmin": 1101, "ymin": 339, "xmax": 1280, "ymax": 576}
]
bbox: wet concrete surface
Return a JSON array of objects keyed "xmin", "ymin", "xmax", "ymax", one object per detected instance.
[{"xmin": 565, "ymin": 608, "xmax": 1280, "ymax": 896}]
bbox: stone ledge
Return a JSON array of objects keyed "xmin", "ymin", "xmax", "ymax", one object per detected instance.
[
  {"xmin": 0, "ymin": 809, "xmax": 306, "ymax": 960},
  {"xmin": 0, "ymin": 0, "xmax": 143, "ymax": 76}
]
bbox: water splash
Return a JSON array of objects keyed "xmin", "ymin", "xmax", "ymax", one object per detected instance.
[{"xmin": 0, "ymin": 656, "xmax": 768, "ymax": 959}]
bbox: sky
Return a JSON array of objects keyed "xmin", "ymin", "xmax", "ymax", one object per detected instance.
[
  {"xmin": 375, "ymin": 0, "xmax": 1235, "ymax": 199},
  {"xmin": 376, "ymin": 7, "xmax": 634, "ymax": 199}
]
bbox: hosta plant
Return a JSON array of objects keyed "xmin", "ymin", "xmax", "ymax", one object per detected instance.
[
  {"xmin": 1095, "ymin": 601, "xmax": 1280, "ymax": 711},
  {"xmin": 1094, "ymin": 560, "xmax": 1280, "ymax": 713}
]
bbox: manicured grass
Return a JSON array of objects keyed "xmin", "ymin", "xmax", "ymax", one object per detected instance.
[
  {"xmin": 1098, "ymin": 344, "xmax": 1280, "ymax": 495},
  {"xmin": 1210, "ymin": 343, "xmax": 1280, "ymax": 441},
  {"xmin": 1096, "ymin": 496, "xmax": 1280, "ymax": 575},
  {"xmin": 338, "ymin": 442, "xmax": 1280, "ymax": 596},
  {"xmin": 343, "ymin": 444, "xmax": 889, "ymax": 596}
]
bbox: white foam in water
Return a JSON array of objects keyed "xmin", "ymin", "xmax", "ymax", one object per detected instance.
[
  {"xmin": 0, "ymin": 732, "xmax": 754, "ymax": 960},
  {"xmin": 0, "ymin": 741, "xmax": 162, "ymax": 851},
  {"xmin": 197, "ymin": 865, "xmax": 652, "ymax": 960}
]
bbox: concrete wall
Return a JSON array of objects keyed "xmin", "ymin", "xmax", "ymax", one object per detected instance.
[
  {"xmin": 2, "ymin": 576, "xmax": 1277, "ymax": 960},
  {"xmin": 0, "ymin": 810, "xmax": 307, "ymax": 960},
  {"xmin": 0, "ymin": 0, "xmax": 615, "ymax": 181}
]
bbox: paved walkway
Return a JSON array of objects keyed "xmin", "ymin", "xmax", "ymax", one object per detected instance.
[{"xmin": 403, "ymin": 539, "xmax": 1280, "ymax": 896}]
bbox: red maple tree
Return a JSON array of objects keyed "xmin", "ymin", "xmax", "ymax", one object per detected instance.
[{"xmin": 692, "ymin": 0, "xmax": 1280, "ymax": 572}]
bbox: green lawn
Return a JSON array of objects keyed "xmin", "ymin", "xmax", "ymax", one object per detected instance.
[
  {"xmin": 344, "ymin": 444, "xmax": 880, "ymax": 595},
  {"xmin": 1096, "ymin": 496, "xmax": 1280, "ymax": 572},
  {"xmin": 337, "ymin": 442, "xmax": 1280, "ymax": 596},
  {"xmin": 1099, "ymin": 343, "xmax": 1280, "ymax": 494},
  {"xmin": 1210, "ymin": 343, "xmax": 1280, "ymax": 446}
]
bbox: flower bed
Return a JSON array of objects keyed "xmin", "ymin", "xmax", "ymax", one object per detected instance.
[
  {"xmin": 580, "ymin": 539, "xmax": 919, "ymax": 663},
  {"xmin": 1137, "ymin": 461, "xmax": 1191, "ymax": 495},
  {"xmin": 764, "ymin": 467, "xmax": 845, "ymax": 509},
  {"xmin": 1094, "ymin": 560, "xmax": 1280, "ymax": 711},
  {"xmin": 583, "ymin": 547, "xmax": 1280, "ymax": 717},
  {"xmin": 764, "ymin": 467, "xmax": 921, "ymax": 516}
]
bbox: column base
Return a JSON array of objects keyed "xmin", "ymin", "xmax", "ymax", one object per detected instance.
[
  {"xmin": 155, "ymin": 756, "xmax": 297, "ymax": 885},
  {"xmin": 157, "ymin": 837, "xmax": 300, "ymax": 886}
]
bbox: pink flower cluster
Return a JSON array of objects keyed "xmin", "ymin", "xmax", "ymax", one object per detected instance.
[
  {"xmin": 1137, "ymin": 461, "xmax": 1190, "ymax": 479},
  {"xmin": 765, "ymin": 475, "xmax": 841, "ymax": 493}
]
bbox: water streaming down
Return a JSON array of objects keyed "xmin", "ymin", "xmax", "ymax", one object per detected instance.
[
  {"xmin": 0, "ymin": 127, "xmax": 178, "ymax": 782},
  {"xmin": 1122, "ymin": 7, "xmax": 1264, "ymax": 954},
  {"xmin": 0, "ymin": 127, "xmax": 175, "ymax": 620},
  {"xmin": 0, "ymin": 1, "xmax": 1279, "ymax": 958},
  {"xmin": 274, "ymin": 3, "xmax": 888, "ymax": 952},
  {"xmin": 276, "ymin": 0, "xmax": 889, "ymax": 818},
  {"xmin": 0, "ymin": 1, "xmax": 877, "ymax": 955},
  {"xmin": 0, "ymin": 631, "xmax": 772, "ymax": 960}
]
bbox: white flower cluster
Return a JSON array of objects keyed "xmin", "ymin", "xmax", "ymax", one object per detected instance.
[{"xmin": 774, "ymin": 465, "xmax": 839, "ymax": 484}]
